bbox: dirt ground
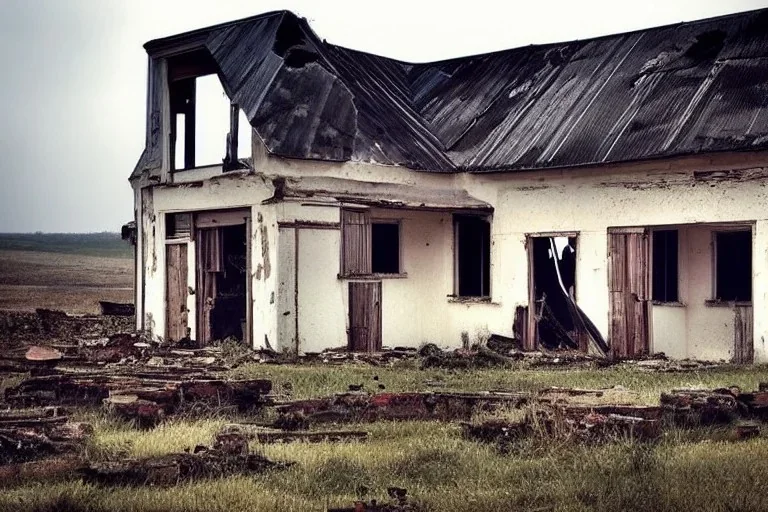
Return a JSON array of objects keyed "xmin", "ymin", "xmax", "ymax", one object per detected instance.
[{"xmin": 0, "ymin": 250, "xmax": 133, "ymax": 314}]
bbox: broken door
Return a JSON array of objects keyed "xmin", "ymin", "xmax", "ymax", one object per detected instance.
[
  {"xmin": 608, "ymin": 229, "xmax": 650, "ymax": 358},
  {"xmin": 348, "ymin": 281, "xmax": 382, "ymax": 352},
  {"xmin": 165, "ymin": 243, "xmax": 189, "ymax": 341}
]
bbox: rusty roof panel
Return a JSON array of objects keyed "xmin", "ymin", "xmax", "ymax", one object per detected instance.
[{"xmin": 144, "ymin": 8, "xmax": 768, "ymax": 174}]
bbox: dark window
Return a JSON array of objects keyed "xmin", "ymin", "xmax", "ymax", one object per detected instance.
[
  {"xmin": 166, "ymin": 213, "xmax": 192, "ymax": 240},
  {"xmin": 652, "ymin": 230, "xmax": 678, "ymax": 302},
  {"xmin": 715, "ymin": 230, "xmax": 752, "ymax": 301},
  {"xmin": 455, "ymin": 216, "xmax": 491, "ymax": 297},
  {"xmin": 371, "ymin": 223, "xmax": 400, "ymax": 274}
]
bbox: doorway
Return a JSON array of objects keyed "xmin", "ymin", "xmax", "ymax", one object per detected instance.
[{"xmin": 195, "ymin": 210, "xmax": 251, "ymax": 345}]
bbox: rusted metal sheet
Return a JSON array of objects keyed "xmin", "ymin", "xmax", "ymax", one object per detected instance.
[
  {"xmin": 135, "ymin": 9, "xmax": 768, "ymax": 177},
  {"xmin": 348, "ymin": 281, "xmax": 381, "ymax": 352},
  {"xmin": 608, "ymin": 230, "xmax": 650, "ymax": 358},
  {"xmin": 733, "ymin": 305, "xmax": 754, "ymax": 364},
  {"xmin": 340, "ymin": 209, "xmax": 371, "ymax": 276},
  {"xmin": 165, "ymin": 243, "xmax": 188, "ymax": 342}
]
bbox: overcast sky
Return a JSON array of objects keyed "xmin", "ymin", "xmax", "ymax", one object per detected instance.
[{"xmin": 0, "ymin": 0, "xmax": 764, "ymax": 233}]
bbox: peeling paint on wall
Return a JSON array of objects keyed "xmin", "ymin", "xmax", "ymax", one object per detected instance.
[{"xmin": 261, "ymin": 223, "xmax": 271, "ymax": 279}]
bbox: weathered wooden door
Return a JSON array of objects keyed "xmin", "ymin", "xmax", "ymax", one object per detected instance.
[
  {"xmin": 608, "ymin": 229, "xmax": 650, "ymax": 358},
  {"xmin": 348, "ymin": 281, "xmax": 382, "ymax": 352},
  {"xmin": 165, "ymin": 243, "xmax": 188, "ymax": 341}
]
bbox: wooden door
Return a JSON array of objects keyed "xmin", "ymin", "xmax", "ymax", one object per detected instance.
[
  {"xmin": 165, "ymin": 243, "xmax": 188, "ymax": 341},
  {"xmin": 348, "ymin": 281, "xmax": 382, "ymax": 352},
  {"xmin": 608, "ymin": 229, "xmax": 650, "ymax": 358}
]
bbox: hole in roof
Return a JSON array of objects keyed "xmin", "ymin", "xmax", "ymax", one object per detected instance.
[
  {"xmin": 685, "ymin": 30, "xmax": 726, "ymax": 61},
  {"xmin": 274, "ymin": 15, "xmax": 305, "ymax": 57},
  {"xmin": 284, "ymin": 47, "xmax": 319, "ymax": 68}
]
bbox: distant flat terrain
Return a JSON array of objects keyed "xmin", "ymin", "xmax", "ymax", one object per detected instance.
[
  {"xmin": 0, "ymin": 249, "xmax": 133, "ymax": 314},
  {"xmin": 0, "ymin": 232, "xmax": 132, "ymax": 259}
]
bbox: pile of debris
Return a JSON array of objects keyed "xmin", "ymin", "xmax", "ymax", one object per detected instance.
[
  {"xmin": 271, "ymin": 391, "xmax": 530, "ymax": 427},
  {"xmin": 462, "ymin": 384, "xmax": 768, "ymax": 450},
  {"xmin": 0, "ymin": 308, "xmax": 134, "ymax": 348},
  {"xmin": 5, "ymin": 371, "xmax": 272, "ymax": 427},
  {"xmin": 0, "ymin": 406, "xmax": 92, "ymax": 465},
  {"xmin": 79, "ymin": 430, "xmax": 288, "ymax": 487}
]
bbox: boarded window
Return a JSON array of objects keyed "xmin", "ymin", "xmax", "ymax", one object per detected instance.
[
  {"xmin": 341, "ymin": 209, "xmax": 372, "ymax": 276},
  {"xmin": 715, "ymin": 230, "xmax": 751, "ymax": 301},
  {"xmin": 166, "ymin": 213, "xmax": 192, "ymax": 240},
  {"xmin": 652, "ymin": 229, "xmax": 678, "ymax": 302},
  {"xmin": 455, "ymin": 215, "xmax": 491, "ymax": 297},
  {"xmin": 371, "ymin": 222, "xmax": 400, "ymax": 274}
]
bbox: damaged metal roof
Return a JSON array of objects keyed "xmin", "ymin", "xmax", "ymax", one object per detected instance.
[{"xmin": 145, "ymin": 8, "xmax": 768, "ymax": 173}]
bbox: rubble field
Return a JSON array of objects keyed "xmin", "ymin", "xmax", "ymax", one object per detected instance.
[{"xmin": 3, "ymin": 312, "xmax": 768, "ymax": 511}]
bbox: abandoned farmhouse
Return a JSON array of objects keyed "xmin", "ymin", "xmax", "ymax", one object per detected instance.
[{"xmin": 129, "ymin": 9, "xmax": 768, "ymax": 363}]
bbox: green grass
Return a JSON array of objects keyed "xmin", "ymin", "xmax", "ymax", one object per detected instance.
[
  {"xmin": 230, "ymin": 362, "xmax": 768, "ymax": 403},
  {"xmin": 3, "ymin": 364, "xmax": 768, "ymax": 511},
  {"xmin": 0, "ymin": 232, "xmax": 132, "ymax": 259}
]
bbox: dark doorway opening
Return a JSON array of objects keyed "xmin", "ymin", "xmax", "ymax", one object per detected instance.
[
  {"xmin": 530, "ymin": 236, "xmax": 579, "ymax": 350},
  {"xmin": 197, "ymin": 223, "xmax": 248, "ymax": 344}
]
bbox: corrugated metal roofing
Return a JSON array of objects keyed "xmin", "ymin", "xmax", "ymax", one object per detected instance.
[{"xmin": 149, "ymin": 8, "xmax": 768, "ymax": 173}]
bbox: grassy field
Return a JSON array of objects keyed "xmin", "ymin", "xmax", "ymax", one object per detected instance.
[
  {"xmin": 0, "ymin": 233, "xmax": 132, "ymax": 259},
  {"xmin": 0, "ymin": 248, "xmax": 133, "ymax": 314},
  {"xmin": 3, "ymin": 364, "xmax": 768, "ymax": 512}
]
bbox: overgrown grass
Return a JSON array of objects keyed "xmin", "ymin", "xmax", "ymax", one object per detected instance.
[
  {"xmin": 231, "ymin": 362, "xmax": 768, "ymax": 403},
  {"xmin": 4, "ymin": 364, "xmax": 768, "ymax": 511}
]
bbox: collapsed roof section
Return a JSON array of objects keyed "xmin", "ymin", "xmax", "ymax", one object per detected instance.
[{"xmin": 137, "ymin": 8, "xmax": 768, "ymax": 176}]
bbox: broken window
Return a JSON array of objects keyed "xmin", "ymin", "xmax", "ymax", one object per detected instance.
[
  {"xmin": 340, "ymin": 210, "xmax": 401, "ymax": 276},
  {"xmin": 715, "ymin": 230, "xmax": 752, "ymax": 302},
  {"xmin": 167, "ymin": 51, "xmax": 251, "ymax": 172},
  {"xmin": 371, "ymin": 222, "xmax": 400, "ymax": 274},
  {"xmin": 165, "ymin": 213, "xmax": 192, "ymax": 240},
  {"xmin": 454, "ymin": 215, "xmax": 490, "ymax": 297},
  {"xmin": 652, "ymin": 229, "xmax": 678, "ymax": 302}
]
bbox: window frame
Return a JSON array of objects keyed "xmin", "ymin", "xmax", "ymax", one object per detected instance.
[
  {"xmin": 339, "ymin": 208, "xmax": 406, "ymax": 279},
  {"xmin": 165, "ymin": 50, "xmax": 248, "ymax": 173},
  {"xmin": 453, "ymin": 214, "xmax": 491, "ymax": 299}
]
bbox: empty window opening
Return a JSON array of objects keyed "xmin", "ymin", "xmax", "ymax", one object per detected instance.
[
  {"xmin": 371, "ymin": 222, "xmax": 400, "ymax": 274},
  {"xmin": 531, "ymin": 236, "xmax": 578, "ymax": 350},
  {"xmin": 652, "ymin": 229, "xmax": 679, "ymax": 302},
  {"xmin": 715, "ymin": 230, "xmax": 752, "ymax": 302},
  {"xmin": 165, "ymin": 213, "xmax": 192, "ymax": 240},
  {"xmin": 168, "ymin": 52, "xmax": 251, "ymax": 171},
  {"xmin": 455, "ymin": 215, "xmax": 490, "ymax": 297},
  {"xmin": 197, "ymin": 223, "xmax": 248, "ymax": 344}
]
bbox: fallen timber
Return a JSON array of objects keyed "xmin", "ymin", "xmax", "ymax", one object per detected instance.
[
  {"xmin": 222, "ymin": 424, "xmax": 369, "ymax": 444},
  {"xmin": 274, "ymin": 391, "xmax": 531, "ymax": 425},
  {"xmin": 5, "ymin": 372, "xmax": 273, "ymax": 427},
  {"xmin": 79, "ymin": 431, "xmax": 288, "ymax": 487},
  {"xmin": 0, "ymin": 409, "xmax": 93, "ymax": 465}
]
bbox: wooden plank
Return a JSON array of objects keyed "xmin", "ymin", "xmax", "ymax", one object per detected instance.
[
  {"xmin": 734, "ymin": 305, "xmax": 754, "ymax": 364},
  {"xmin": 165, "ymin": 243, "xmax": 188, "ymax": 342},
  {"xmin": 609, "ymin": 291, "xmax": 627, "ymax": 358},
  {"xmin": 341, "ymin": 209, "xmax": 371, "ymax": 276}
]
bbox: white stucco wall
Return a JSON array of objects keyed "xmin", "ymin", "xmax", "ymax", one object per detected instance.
[
  {"xmin": 139, "ymin": 170, "xmax": 276, "ymax": 346},
  {"xmin": 137, "ymin": 148, "xmax": 768, "ymax": 361}
]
